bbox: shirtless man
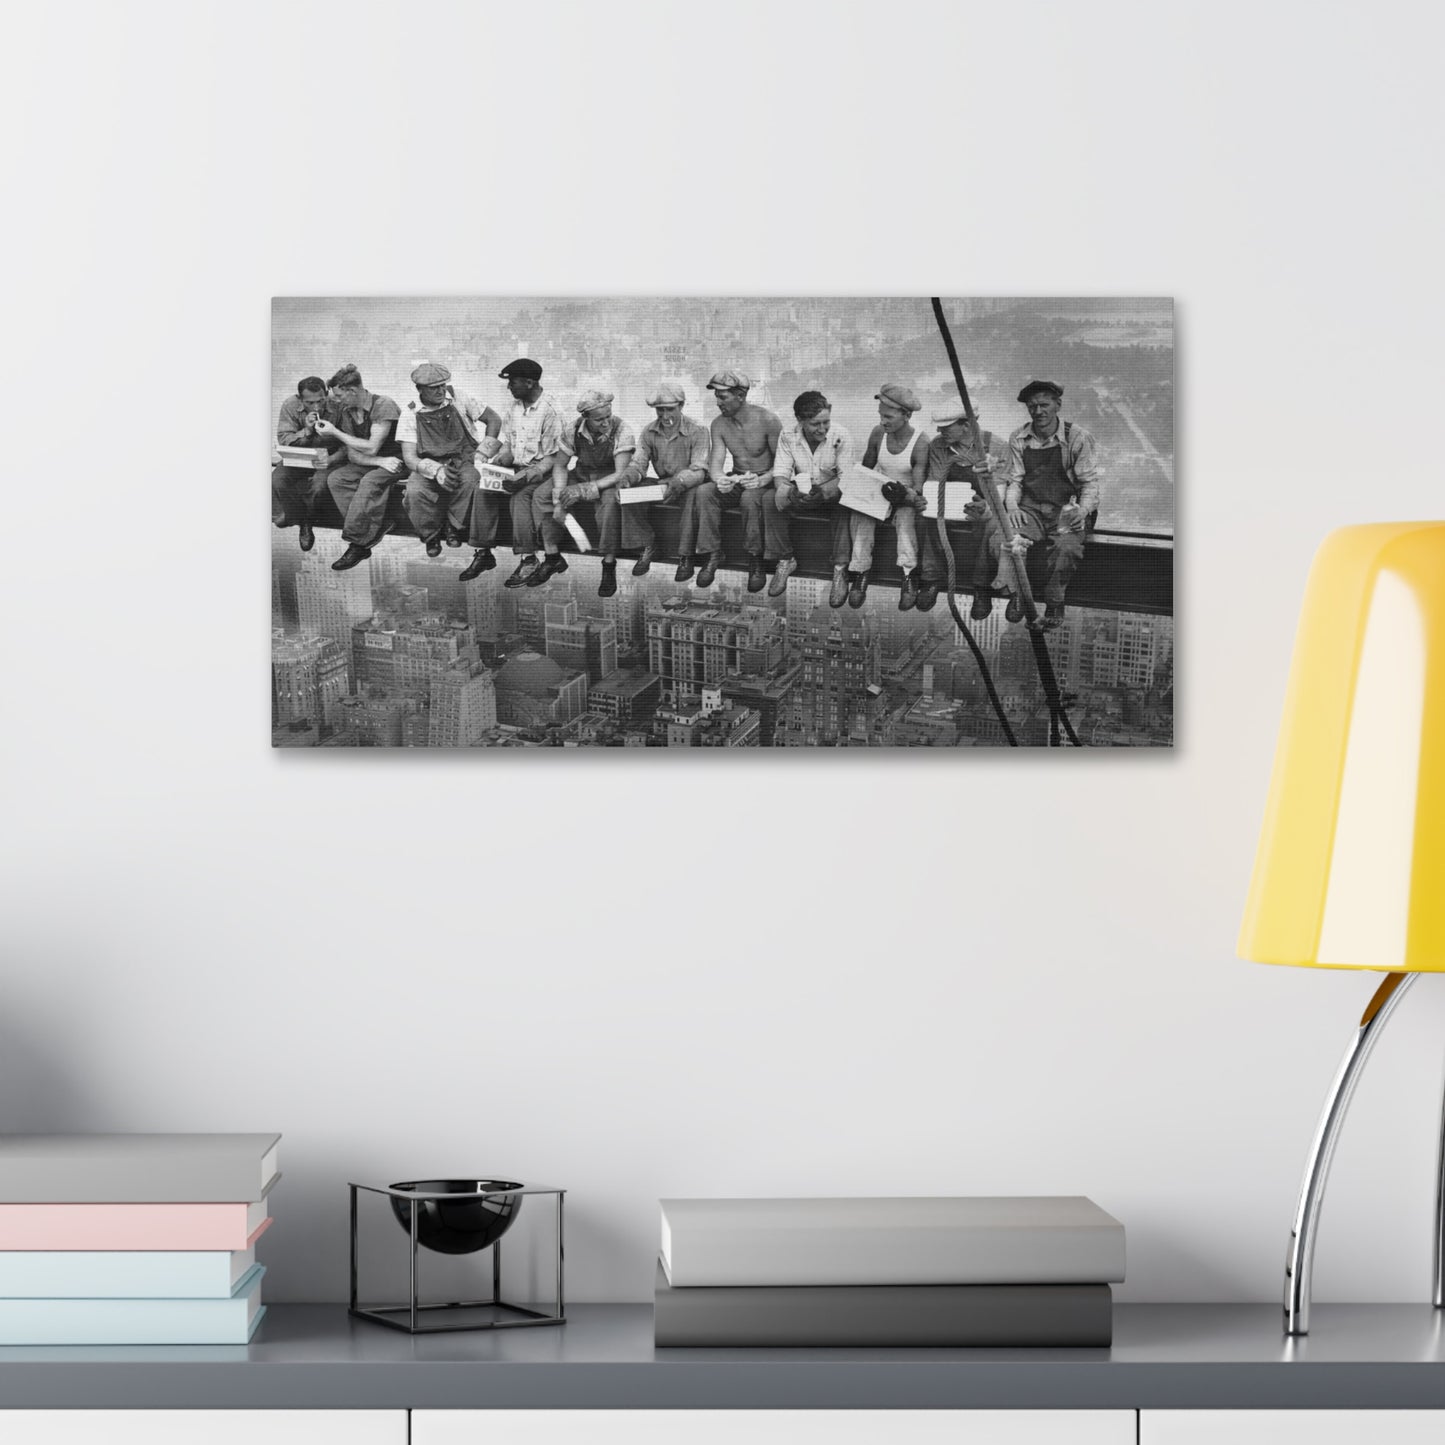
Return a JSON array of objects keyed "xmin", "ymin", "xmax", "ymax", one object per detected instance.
[{"xmin": 705, "ymin": 370, "xmax": 786, "ymax": 593}]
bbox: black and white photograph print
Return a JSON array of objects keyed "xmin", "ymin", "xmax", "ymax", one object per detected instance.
[{"xmin": 271, "ymin": 297, "xmax": 1174, "ymax": 749}]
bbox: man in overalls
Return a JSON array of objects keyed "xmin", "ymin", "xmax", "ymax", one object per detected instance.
[
  {"xmin": 315, "ymin": 365, "xmax": 406, "ymax": 572},
  {"xmin": 397, "ymin": 363, "xmax": 503, "ymax": 559},
  {"xmin": 550, "ymin": 389, "xmax": 637, "ymax": 598},
  {"xmin": 985, "ymin": 380, "xmax": 1103, "ymax": 629}
]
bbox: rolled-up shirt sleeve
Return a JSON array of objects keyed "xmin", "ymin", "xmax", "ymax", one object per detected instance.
[
  {"xmin": 537, "ymin": 404, "xmax": 565, "ymax": 458},
  {"xmin": 686, "ymin": 422, "xmax": 709, "ymax": 475},
  {"xmin": 619, "ymin": 429, "xmax": 652, "ymax": 484},
  {"xmin": 772, "ymin": 431, "xmax": 800, "ymax": 484},
  {"xmin": 277, "ymin": 397, "xmax": 310, "ymax": 447},
  {"xmin": 1006, "ymin": 432, "xmax": 1027, "ymax": 487},
  {"xmin": 394, "ymin": 406, "xmax": 418, "ymax": 446},
  {"xmin": 1072, "ymin": 429, "xmax": 1102, "ymax": 513}
]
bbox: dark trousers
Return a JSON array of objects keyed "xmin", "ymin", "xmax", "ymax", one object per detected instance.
[
  {"xmin": 722, "ymin": 483, "xmax": 791, "ymax": 560},
  {"xmin": 775, "ymin": 482, "xmax": 850, "ymax": 567},
  {"xmin": 405, "ymin": 462, "xmax": 478, "ymax": 544},
  {"xmin": 471, "ymin": 476, "xmax": 549, "ymax": 554},
  {"xmin": 986, "ymin": 508, "xmax": 1085, "ymax": 604},
  {"xmin": 677, "ymin": 480, "xmax": 724, "ymax": 556},
  {"xmin": 327, "ymin": 462, "xmax": 402, "ymax": 548},
  {"xmin": 617, "ymin": 493, "xmax": 655, "ymax": 550},
  {"xmin": 272, "ymin": 463, "xmax": 328, "ymax": 528},
  {"xmin": 540, "ymin": 489, "xmax": 636, "ymax": 557}
]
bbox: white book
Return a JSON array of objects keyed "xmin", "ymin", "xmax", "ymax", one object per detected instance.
[
  {"xmin": 621, "ymin": 484, "xmax": 666, "ymax": 504},
  {"xmin": 0, "ymin": 1133, "xmax": 280, "ymax": 1203},
  {"xmin": 0, "ymin": 1245, "xmax": 255, "ymax": 1298},
  {"xmin": 0, "ymin": 1264, "xmax": 265, "ymax": 1345},
  {"xmin": 659, "ymin": 1196, "xmax": 1126, "ymax": 1287}
]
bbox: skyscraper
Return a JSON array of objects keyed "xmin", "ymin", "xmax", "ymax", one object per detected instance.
[
  {"xmin": 271, "ymin": 632, "xmax": 348, "ymax": 732},
  {"xmin": 785, "ymin": 577, "xmax": 828, "ymax": 651},
  {"xmin": 296, "ymin": 548, "xmax": 374, "ymax": 679},
  {"xmin": 646, "ymin": 599, "xmax": 786, "ymax": 705},
  {"xmin": 429, "ymin": 660, "xmax": 497, "ymax": 746},
  {"xmin": 350, "ymin": 615, "xmax": 479, "ymax": 693},
  {"xmin": 783, "ymin": 607, "xmax": 882, "ymax": 746},
  {"xmin": 545, "ymin": 599, "xmax": 619, "ymax": 683}
]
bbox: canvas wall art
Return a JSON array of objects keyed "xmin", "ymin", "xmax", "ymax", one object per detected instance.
[{"xmin": 271, "ymin": 297, "xmax": 1173, "ymax": 749}]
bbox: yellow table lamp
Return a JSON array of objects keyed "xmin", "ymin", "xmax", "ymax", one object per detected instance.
[{"xmin": 1240, "ymin": 521, "xmax": 1445, "ymax": 1334}]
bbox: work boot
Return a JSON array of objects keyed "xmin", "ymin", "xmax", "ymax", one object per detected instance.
[
  {"xmin": 970, "ymin": 589, "xmax": 993, "ymax": 621},
  {"xmin": 847, "ymin": 572, "xmax": 869, "ymax": 609},
  {"xmin": 899, "ymin": 570, "xmax": 919, "ymax": 612},
  {"xmin": 425, "ymin": 537, "xmax": 443, "ymax": 559},
  {"xmin": 331, "ymin": 543, "xmax": 371, "ymax": 572},
  {"xmin": 1042, "ymin": 602, "xmax": 1065, "ymax": 630},
  {"xmin": 746, "ymin": 556, "xmax": 767, "ymax": 593},
  {"xmin": 829, "ymin": 565, "xmax": 849, "ymax": 608},
  {"xmin": 298, "ymin": 521, "xmax": 315, "ymax": 553},
  {"xmin": 598, "ymin": 559, "xmax": 618, "ymax": 598},
  {"xmin": 696, "ymin": 551, "xmax": 724, "ymax": 588},
  {"xmin": 504, "ymin": 555, "xmax": 538, "ymax": 588},
  {"xmin": 445, "ymin": 530, "xmax": 465, "ymax": 548},
  {"xmin": 915, "ymin": 580, "xmax": 940, "ymax": 613},
  {"xmin": 1005, "ymin": 593, "xmax": 1025, "ymax": 624},
  {"xmin": 674, "ymin": 554, "xmax": 695, "ymax": 583},
  {"xmin": 632, "ymin": 545, "xmax": 655, "ymax": 577},
  {"xmin": 526, "ymin": 554, "xmax": 569, "ymax": 587},
  {"xmin": 768, "ymin": 556, "xmax": 798, "ymax": 597},
  {"xmin": 460, "ymin": 548, "xmax": 496, "ymax": 581}
]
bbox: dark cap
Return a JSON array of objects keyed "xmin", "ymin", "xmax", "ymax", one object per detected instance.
[
  {"xmin": 499, "ymin": 358, "xmax": 543, "ymax": 382},
  {"xmin": 1017, "ymin": 380, "xmax": 1063, "ymax": 404}
]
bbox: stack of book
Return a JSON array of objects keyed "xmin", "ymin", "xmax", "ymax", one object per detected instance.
[
  {"xmin": 655, "ymin": 1196, "xmax": 1124, "ymax": 1347},
  {"xmin": 0, "ymin": 1133, "xmax": 280, "ymax": 1344}
]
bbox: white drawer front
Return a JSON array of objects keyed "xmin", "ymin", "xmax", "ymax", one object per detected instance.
[
  {"xmin": 1143, "ymin": 1410, "xmax": 1445, "ymax": 1444},
  {"xmin": 0, "ymin": 1411, "xmax": 407, "ymax": 1445},
  {"xmin": 414, "ymin": 1410, "xmax": 1135, "ymax": 1445}
]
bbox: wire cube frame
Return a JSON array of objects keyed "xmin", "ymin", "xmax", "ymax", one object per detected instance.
[{"xmin": 348, "ymin": 1181, "xmax": 565, "ymax": 1334}]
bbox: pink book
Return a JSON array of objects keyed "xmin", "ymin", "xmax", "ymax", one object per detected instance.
[{"xmin": 0, "ymin": 1199, "xmax": 270, "ymax": 1251}]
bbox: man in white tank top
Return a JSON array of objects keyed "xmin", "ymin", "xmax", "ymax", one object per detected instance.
[{"xmin": 856, "ymin": 383, "xmax": 929, "ymax": 610}]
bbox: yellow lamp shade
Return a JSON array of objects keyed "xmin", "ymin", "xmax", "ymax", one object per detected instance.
[{"xmin": 1239, "ymin": 522, "xmax": 1445, "ymax": 972}]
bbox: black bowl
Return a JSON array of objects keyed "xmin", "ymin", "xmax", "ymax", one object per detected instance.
[{"xmin": 388, "ymin": 1179, "xmax": 524, "ymax": 1255}]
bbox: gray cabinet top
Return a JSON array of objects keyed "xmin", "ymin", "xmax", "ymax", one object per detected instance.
[{"xmin": 2, "ymin": 1304, "xmax": 1444, "ymax": 1410}]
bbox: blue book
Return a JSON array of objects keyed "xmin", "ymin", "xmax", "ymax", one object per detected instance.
[
  {"xmin": 0, "ymin": 1264, "xmax": 264, "ymax": 1344},
  {"xmin": 0, "ymin": 1246, "xmax": 256, "ymax": 1298}
]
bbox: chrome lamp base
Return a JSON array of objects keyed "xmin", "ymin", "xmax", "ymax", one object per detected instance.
[{"xmin": 1284, "ymin": 972, "xmax": 1443, "ymax": 1334}]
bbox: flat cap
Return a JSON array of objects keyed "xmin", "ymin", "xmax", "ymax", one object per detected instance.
[
  {"xmin": 875, "ymin": 382, "xmax": 921, "ymax": 413},
  {"xmin": 410, "ymin": 362, "xmax": 451, "ymax": 386},
  {"xmin": 1017, "ymin": 379, "xmax": 1063, "ymax": 403},
  {"xmin": 575, "ymin": 388, "xmax": 614, "ymax": 414},
  {"xmin": 931, "ymin": 402, "xmax": 971, "ymax": 427},
  {"xmin": 706, "ymin": 369, "xmax": 751, "ymax": 392},
  {"xmin": 499, "ymin": 358, "xmax": 543, "ymax": 382},
  {"xmin": 646, "ymin": 382, "xmax": 686, "ymax": 407}
]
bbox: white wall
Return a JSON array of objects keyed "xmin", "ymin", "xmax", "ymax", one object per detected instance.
[{"xmin": 3, "ymin": 0, "xmax": 1443, "ymax": 1305}]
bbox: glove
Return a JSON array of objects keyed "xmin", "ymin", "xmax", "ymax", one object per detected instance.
[
  {"xmin": 502, "ymin": 471, "xmax": 530, "ymax": 495},
  {"xmin": 662, "ymin": 481, "xmax": 687, "ymax": 504},
  {"xmin": 880, "ymin": 481, "xmax": 908, "ymax": 506},
  {"xmin": 578, "ymin": 480, "xmax": 600, "ymax": 503}
]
